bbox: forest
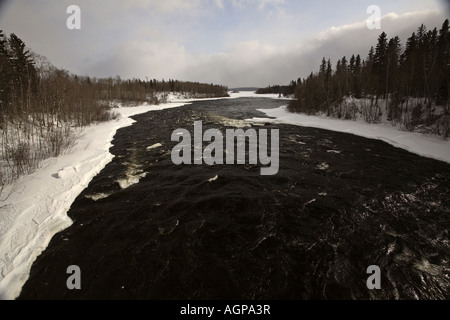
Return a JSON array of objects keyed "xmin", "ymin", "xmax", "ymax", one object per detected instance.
[
  {"xmin": 288, "ymin": 19, "xmax": 450, "ymax": 138},
  {"xmin": 0, "ymin": 31, "xmax": 228, "ymax": 187}
]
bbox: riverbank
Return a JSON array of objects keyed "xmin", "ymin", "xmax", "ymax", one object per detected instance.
[{"xmin": 249, "ymin": 105, "xmax": 450, "ymax": 164}]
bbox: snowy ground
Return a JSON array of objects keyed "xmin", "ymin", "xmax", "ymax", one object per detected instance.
[
  {"xmin": 248, "ymin": 105, "xmax": 450, "ymax": 164},
  {"xmin": 1, "ymin": 91, "xmax": 448, "ymax": 300}
]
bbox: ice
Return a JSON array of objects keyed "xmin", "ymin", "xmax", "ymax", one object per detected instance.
[
  {"xmin": 316, "ymin": 162, "xmax": 330, "ymax": 170},
  {"xmin": 117, "ymin": 170, "xmax": 147, "ymax": 189},
  {"xmin": 208, "ymin": 175, "xmax": 219, "ymax": 182},
  {"xmin": 85, "ymin": 193, "xmax": 111, "ymax": 201},
  {"xmin": 146, "ymin": 143, "xmax": 162, "ymax": 150}
]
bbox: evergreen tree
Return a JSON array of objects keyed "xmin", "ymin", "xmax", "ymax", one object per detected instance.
[
  {"xmin": 374, "ymin": 32, "xmax": 388, "ymax": 96},
  {"xmin": 8, "ymin": 33, "xmax": 38, "ymax": 112},
  {"xmin": 363, "ymin": 46, "xmax": 375, "ymax": 95},
  {"xmin": 386, "ymin": 36, "xmax": 401, "ymax": 96},
  {"xmin": 436, "ymin": 19, "xmax": 449, "ymax": 105},
  {"xmin": 400, "ymin": 32, "xmax": 417, "ymax": 97},
  {"xmin": 353, "ymin": 54, "xmax": 362, "ymax": 98},
  {"xmin": 0, "ymin": 30, "xmax": 12, "ymax": 120}
]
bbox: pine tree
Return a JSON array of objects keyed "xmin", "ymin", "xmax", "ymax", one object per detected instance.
[
  {"xmin": 424, "ymin": 27, "xmax": 439, "ymax": 108},
  {"xmin": 374, "ymin": 32, "xmax": 388, "ymax": 96},
  {"xmin": 334, "ymin": 58, "xmax": 342, "ymax": 99},
  {"xmin": 363, "ymin": 46, "xmax": 375, "ymax": 95},
  {"xmin": 341, "ymin": 56, "xmax": 349, "ymax": 95},
  {"xmin": 0, "ymin": 30, "xmax": 12, "ymax": 120},
  {"xmin": 415, "ymin": 24, "xmax": 428, "ymax": 97},
  {"xmin": 436, "ymin": 19, "xmax": 449, "ymax": 105},
  {"xmin": 349, "ymin": 54, "xmax": 356, "ymax": 75},
  {"xmin": 400, "ymin": 32, "xmax": 417, "ymax": 97},
  {"xmin": 8, "ymin": 33, "xmax": 38, "ymax": 114},
  {"xmin": 385, "ymin": 36, "xmax": 402, "ymax": 120},
  {"xmin": 386, "ymin": 36, "xmax": 401, "ymax": 95},
  {"xmin": 354, "ymin": 54, "xmax": 362, "ymax": 98}
]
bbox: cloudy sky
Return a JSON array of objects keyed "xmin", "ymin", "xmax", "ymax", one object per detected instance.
[{"xmin": 0, "ymin": 0, "xmax": 448, "ymax": 87}]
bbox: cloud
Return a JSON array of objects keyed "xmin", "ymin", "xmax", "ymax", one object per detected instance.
[
  {"xmin": 230, "ymin": 0, "xmax": 286, "ymax": 10},
  {"xmin": 213, "ymin": 0, "xmax": 225, "ymax": 9},
  {"xmin": 90, "ymin": 0, "xmax": 221, "ymax": 13},
  {"xmin": 86, "ymin": 40, "xmax": 193, "ymax": 80}
]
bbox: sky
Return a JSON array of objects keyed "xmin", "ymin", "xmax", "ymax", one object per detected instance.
[{"xmin": 0, "ymin": 0, "xmax": 448, "ymax": 88}]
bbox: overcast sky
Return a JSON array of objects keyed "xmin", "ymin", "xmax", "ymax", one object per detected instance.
[{"xmin": 0, "ymin": 0, "xmax": 448, "ymax": 87}]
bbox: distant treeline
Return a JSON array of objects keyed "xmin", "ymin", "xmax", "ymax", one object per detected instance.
[
  {"xmin": 0, "ymin": 30, "xmax": 228, "ymax": 185},
  {"xmin": 256, "ymin": 83, "xmax": 295, "ymax": 96},
  {"xmin": 287, "ymin": 19, "xmax": 450, "ymax": 137},
  {"xmin": 153, "ymin": 79, "xmax": 229, "ymax": 98}
]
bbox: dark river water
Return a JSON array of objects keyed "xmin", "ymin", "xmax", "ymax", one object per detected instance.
[{"xmin": 19, "ymin": 97, "xmax": 450, "ymax": 300}]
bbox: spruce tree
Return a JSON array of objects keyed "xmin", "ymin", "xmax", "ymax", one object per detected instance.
[
  {"xmin": 374, "ymin": 32, "xmax": 388, "ymax": 96},
  {"xmin": 8, "ymin": 33, "xmax": 38, "ymax": 113},
  {"xmin": 436, "ymin": 19, "xmax": 449, "ymax": 105},
  {"xmin": 354, "ymin": 54, "xmax": 362, "ymax": 98},
  {"xmin": 0, "ymin": 30, "xmax": 12, "ymax": 120}
]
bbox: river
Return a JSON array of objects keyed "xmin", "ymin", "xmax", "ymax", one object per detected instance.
[{"xmin": 18, "ymin": 97, "xmax": 450, "ymax": 299}]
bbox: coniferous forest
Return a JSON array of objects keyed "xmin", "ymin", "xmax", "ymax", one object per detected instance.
[
  {"xmin": 0, "ymin": 30, "xmax": 228, "ymax": 186},
  {"xmin": 288, "ymin": 19, "xmax": 450, "ymax": 137}
]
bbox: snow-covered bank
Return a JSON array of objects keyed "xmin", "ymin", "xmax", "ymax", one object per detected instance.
[
  {"xmin": 249, "ymin": 105, "xmax": 450, "ymax": 164},
  {"xmin": 0, "ymin": 101, "xmax": 189, "ymax": 300}
]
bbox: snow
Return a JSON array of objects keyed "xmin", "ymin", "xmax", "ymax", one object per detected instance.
[{"xmin": 248, "ymin": 105, "xmax": 450, "ymax": 164}]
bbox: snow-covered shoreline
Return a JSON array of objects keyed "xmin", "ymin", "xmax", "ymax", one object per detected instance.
[{"xmin": 249, "ymin": 105, "xmax": 450, "ymax": 164}]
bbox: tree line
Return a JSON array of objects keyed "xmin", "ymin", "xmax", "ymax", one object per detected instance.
[
  {"xmin": 288, "ymin": 19, "xmax": 450, "ymax": 137},
  {"xmin": 256, "ymin": 83, "xmax": 295, "ymax": 96},
  {"xmin": 0, "ymin": 30, "xmax": 228, "ymax": 186}
]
